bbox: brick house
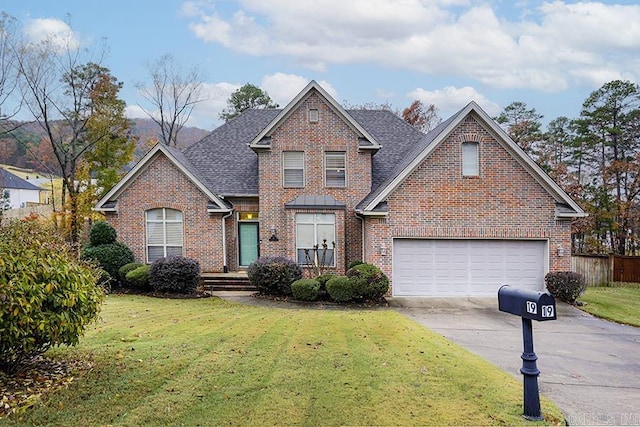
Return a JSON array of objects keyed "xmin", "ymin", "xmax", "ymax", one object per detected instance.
[{"xmin": 95, "ymin": 81, "xmax": 586, "ymax": 296}]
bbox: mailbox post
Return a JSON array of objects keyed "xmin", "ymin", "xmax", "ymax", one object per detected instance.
[{"xmin": 498, "ymin": 285, "xmax": 556, "ymax": 421}]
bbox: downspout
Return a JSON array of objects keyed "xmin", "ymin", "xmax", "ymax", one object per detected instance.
[
  {"xmin": 355, "ymin": 212, "xmax": 365, "ymax": 263},
  {"xmin": 221, "ymin": 210, "xmax": 233, "ymax": 273}
]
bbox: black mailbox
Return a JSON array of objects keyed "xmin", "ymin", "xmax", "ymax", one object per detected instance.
[{"xmin": 498, "ymin": 285, "xmax": 556, "ymax": 321}]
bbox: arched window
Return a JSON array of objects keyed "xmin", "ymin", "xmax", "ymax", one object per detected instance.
[
  {"xmin": 146, "ymin": 208, "xmax": 183, "ymax": 262},
  {"xmin": 462, "ymin": 142, "xmax": 479, "ymax": 176}
]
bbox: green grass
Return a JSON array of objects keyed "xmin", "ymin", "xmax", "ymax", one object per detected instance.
[
  {"xmin": 2, "ymin": 295, "xmax": 564, "ymax": 426},
  {"xmin": 580, "ymin": 285, "xmax": 640, "ymax": 327}
]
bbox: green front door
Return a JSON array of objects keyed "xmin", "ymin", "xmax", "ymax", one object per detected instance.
[{"xmin": 239, "ymin": 222, "xmax": 259, "ymax": 267}]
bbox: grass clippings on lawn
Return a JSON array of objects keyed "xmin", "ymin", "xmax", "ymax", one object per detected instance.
[
  {"xmin": 1, "ymin": 295, "xmax": 564, "ymax": 426},
  {"xmin": 580, "ymin": 285, "xmax": 640, "ymax": 327}
]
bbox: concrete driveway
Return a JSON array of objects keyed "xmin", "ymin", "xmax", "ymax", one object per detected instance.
[{"xmin": 387, "ymin": 297, "xmax": 640, "ymax": 426}]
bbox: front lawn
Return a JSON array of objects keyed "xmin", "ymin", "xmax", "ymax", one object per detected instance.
[
  {"xmin": 2, "ymin": 295, "xmax": 563, "ymax": 426},
  {"xmin": 580, "ymin": 285, "xmax": 640, "ymax": 327}
]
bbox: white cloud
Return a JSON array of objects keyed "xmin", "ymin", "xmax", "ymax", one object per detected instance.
[
  {"xmin": 23, "ymin": 18, "xmax": 81, "ymax": 51},
  {"xmin": 185, "ymin": 1, "xmax": 640, "ymax": 92},
  {"xmin": 408, "ymin": 86, "xmax": 501, "ymax": 117},
  {"xmin": 261, "ymin": 73, "xmax": 338, "ymax": 107}
]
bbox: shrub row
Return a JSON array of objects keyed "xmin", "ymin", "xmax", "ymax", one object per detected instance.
[{"xmin": 249, "ymin": 256, "xmax": 388, "ymax": 303}]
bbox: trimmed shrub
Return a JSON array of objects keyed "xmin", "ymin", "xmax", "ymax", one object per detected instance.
[
  {"xmin": 346, "ymin": 263, "xmax": 389, "ymax": 301},
  {"xmin": 316, "ymin": 273, "xmax": 336, "ymax": 298},
  {"xmin": 326, "ymin": 276, "xmax": 353, "ymax": 303},
  {"xmin": 81, "ymin": 242, "xmax": 135, "ymax": 280},
  {"xmin": 0, "ymin": 218, "xmax": 104, "ymax": 375},
  {"xmin": 88, "ymin": 221, "xmax": 117, "ymax": 246},
  {"xmin": 545, "ymin": 271, "xmax": 586, "ymax": 304},
  {"xmin": 247, "ymin": 256, "xmax": 302, "ymax": 296},
  {"xmin": 291, "ymin": 278, "xmax": 321, "ymax": 301},
  {"xmin": 126, "ymin": 265, "xmax": 151, "ymax": 289},
  {"xmin": 149, "ymin": 256, "xmax": 201, "ymax": 294},
  {"xmin": 119, "ymin": 262, "xmax": 144, "ymax": 281},
  {"xmin": 347, "ymin": 260, "xmax": 364, "ymax": 270}
]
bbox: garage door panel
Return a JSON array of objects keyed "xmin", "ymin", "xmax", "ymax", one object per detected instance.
[{"xmin": 393, "ymin": 239, "xmax": 546, "ymax": 296}]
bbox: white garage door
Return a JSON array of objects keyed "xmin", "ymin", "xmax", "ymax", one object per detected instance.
[{"xmin": 393, "ymin": 239, "xmax": 547, "ymax": 297}]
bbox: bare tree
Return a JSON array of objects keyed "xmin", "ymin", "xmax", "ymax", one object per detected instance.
[
  {"xmin": 16, "ymin": 30, "xmax": 133, "ymax": 244},
  {"xmin": 402, "ymin": 100, "xmax": 442, "ymax": 133},
  {"xmin": 0, "ymin": 13, "xmax": 22, "ymax": 132},
  {"xmin": 136, "ymin": 54, "xmax": 204, "ymax": 147}
]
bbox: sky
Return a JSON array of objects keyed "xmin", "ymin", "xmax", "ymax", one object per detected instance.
[{"xmin": 3, "ymin": 0, "xmax": 639, "ymax": 130}]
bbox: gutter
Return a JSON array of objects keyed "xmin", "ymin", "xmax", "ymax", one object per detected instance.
[
  {"xmin": 354, "ymin": 212, "xmax": 366, "ymax": 263},
  {"xmin": 221, "ymin": 210, "xmax": 233, "ymax": 273}
]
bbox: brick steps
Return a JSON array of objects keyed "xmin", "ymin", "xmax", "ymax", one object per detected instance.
[{"xmin": 200, "ymin": 273, "xmax": 256, "ymax": 292}]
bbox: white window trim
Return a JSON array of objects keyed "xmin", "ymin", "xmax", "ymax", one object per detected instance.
[
  {"xmin": 324, "ymin": 151, "xmax": 346, "ymax": 188},
  {"xmin": 145, "ymin": 208, "xmax": 184, "ymax": 263},
  {"xmin": 462, "ymin": 141, "xmax": 479, "ymax": 176},
  {"xmin": 296, "ymin": 213, "xmax": 336, "ymax": 267},
  {"xmin": 283, "ymin": 151, "xmax": 305, "ymax": 188}
]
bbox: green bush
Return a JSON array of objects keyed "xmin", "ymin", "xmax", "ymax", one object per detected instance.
[
  {"xmin": 346, "ymin": 263, "xmax": 389, "ymax": 301},
  {"xmin": 247, "ymin": 256, "xmax": 302, "ymax": 296},
  {"xmin": 326, "ymin": 276, "xmax": 353, "ymax": 303},
  {"xmin": 316, "ymin": 273, "xmax": 336, "ymax": 298},
  {"xmin": 291, "ymin": 278, "xmax": 321, "ymax": 301},
  {"xmin": 81, "ymin": 242, "xmax": 135, "ymax": 280},
  {"xmin": 545, "ymin": 271, "xmax": 586, "ymax": 304},
  {"xmin": 149, "ymin": 256, "xmax": 201, "ymax": 294},
  {"xmin": 126, "ymin": 265, "xmax": 151, "ymax": 289},
  {"xmin": 347, "ymin": 260, "xmax": 364, "ymax": 269},
  {"xmin": 119, "ymin": 262, "xmax": 144, "ymax": 281},
  {"xmin": 0, "ymin": 219, "xmax": 104, "ymax": 375},
  {"xmin": 88, "ymin": 221, "xmax": 117, "ymax": 246}
]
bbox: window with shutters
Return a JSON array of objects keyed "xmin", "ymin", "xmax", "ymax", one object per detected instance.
[
  {"xmin": 462, "ymin": 142, "xmax": 479, "ymax": 176},
  {"xmin": 296, "ymin": 213, "xmax": 335, "ymax": 266},
  {"xmin": 283, "ymin": 151, "xmax": 304, "ymax": 187},
  {"xmin": 146, "ymin": 208, "xmax": 183, "ymax": 263},
  {"xmin": 325, "ymin": 152, "xmax": 346, "ymax": 187}
]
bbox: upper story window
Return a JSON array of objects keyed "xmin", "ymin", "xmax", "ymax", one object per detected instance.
[
  {"xmin": 146, "ymin": 208, "xmax": 183, "ymax": 263},
  {"xmin": 283, "ymin": 151, "xmax": 304, "ymax": 187},
  {"xmin": 325, "ymin": 152, "xmax": 346, "ymax": 187},
  {"xmin": 462, "ymin": 142, "xmax": 479, "ymax": 176}
]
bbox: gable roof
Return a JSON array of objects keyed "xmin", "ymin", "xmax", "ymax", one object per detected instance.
[
  {"xmin": 248, "ymin": 80, "xmax": 381, "ymax": 151},
  {"xmin": 181, "ymin": 108, "xmax": 422, "ymax": 197},
  {"xmin": 1, "ymin": 169, "xmax": 42, "ymax": 191},
  {"xmin": 357, "ymin": 101, "xmax": 587, "ymax": 218},
  {"xmin": 94, "ymin": 143, "xmax": 230, "ymax": 212},
  {"xmin": 184, "ymin": 109, "xmax": 280, "ymax": 196}
]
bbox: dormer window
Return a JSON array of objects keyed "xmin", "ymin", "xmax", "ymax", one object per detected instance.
[
  {"xmin": 462, "ymin": 142, "xmax": 479, "ymax": 176},
  {"xmin": 309, "ymin": 109, "xmax": 319, "ymax": 123}
]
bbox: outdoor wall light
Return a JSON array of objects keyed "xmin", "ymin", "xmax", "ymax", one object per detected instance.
[
  {"xmin": 557, "ymin": 246, "xmax": 565, "ymax": 257},
  {"xmin": 269, "ymin": 226, "xmax": 278, "ymax": 242},
  {"xmin": 379, "ymin": 245, "xmax": 387, "ymax": 256}
]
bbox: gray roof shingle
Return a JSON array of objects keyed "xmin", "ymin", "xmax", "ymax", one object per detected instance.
[
  {"xmin": 1, "ymin": 169, "xmax": 42, "ymax": 191},
  {"xmin": 183, "ymin": 108, "xmax": 424, "ymax": 197}
]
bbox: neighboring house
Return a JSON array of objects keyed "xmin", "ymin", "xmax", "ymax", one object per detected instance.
[
  {"xmin": 95, "ymin": 81, "xmax": 586, "ymax": 297},
  {"xmin": 0, "ymin": 169, "xmax": 42, "ymax": 210}
]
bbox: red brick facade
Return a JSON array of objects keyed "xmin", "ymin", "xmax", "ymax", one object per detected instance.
[
  {"xmin": 99, "ymin": 87, "xmax": 580, "ymax": 295},
  {"xmin": 362, "ymin": 114, "xmax": 572, "ymax": 285},
  {"xmin": 105, "ymin": 153, "xmax": 227, "ymax": 272},
  {"xmin": 256, "ymin": 92, "xmax": 372, "ymax": 273}
]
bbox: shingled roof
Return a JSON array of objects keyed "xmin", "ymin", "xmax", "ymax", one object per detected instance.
[
  {"xmin": 0, "ymin": 169, "xmax": 42, "ymax": 191},
  {"xmin": 182, "ymin": 108, "xmax": 424, "ymax": 197}
]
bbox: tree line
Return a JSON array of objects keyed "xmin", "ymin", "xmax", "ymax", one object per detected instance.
[{"xmin": 495, "ymin": 80, "xmax": 640, "ymax": 256}]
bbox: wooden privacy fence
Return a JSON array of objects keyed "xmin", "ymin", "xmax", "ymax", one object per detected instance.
[{"xmin": 572, "ymin": 254, "xmax": 640, "ymax": 286}]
